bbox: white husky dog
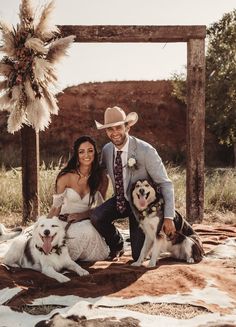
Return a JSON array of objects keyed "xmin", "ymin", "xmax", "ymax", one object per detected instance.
[{"xmin": 3, "ymin": 216, "xmax": 89, "ymax": 283}]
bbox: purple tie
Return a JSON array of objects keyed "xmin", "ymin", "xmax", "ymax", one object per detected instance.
[{"xmin": 114, "ymin": 151, "xmax": 126, "ymax": 213}]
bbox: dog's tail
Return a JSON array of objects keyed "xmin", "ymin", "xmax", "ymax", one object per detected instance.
[
  {"xmin": 190, "ymin": 234, "xmax": 205, "ymax": 263},
  {"xmin": 174, "ymin": 211, "xmax": 195, "ymax": 236}
]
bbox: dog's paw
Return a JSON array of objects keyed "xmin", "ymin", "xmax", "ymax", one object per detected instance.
[
  {"xmin": 147, "ymin": 261, "xmax": 157, "ymax": 268},
  {"xmin": 3, "ymin": 262, "xmax": 20, "ymax": 268},
  {"xmin": 77, "ymin": 268, "xmax": 89, "ymax": 276},
  {"xmin": 57, "ymin": 275, "xmax": 71, "ymax": 283},
  {"xmin": 187, "ymin": 257, "xmax": 195, "ymax": 264},
  {"xmin": 131, "ymin": 261, "xmax": 142, "ymax": 267}
]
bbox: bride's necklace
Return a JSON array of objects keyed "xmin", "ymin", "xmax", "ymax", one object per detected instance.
[{"xmin": 77, "ymin": 169, "xmax": 90, "ymax": 179}]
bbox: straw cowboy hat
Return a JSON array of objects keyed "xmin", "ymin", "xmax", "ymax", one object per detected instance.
[{"xmin": 95, "ymin": 106, "xmax": 138, "ymax": 130}]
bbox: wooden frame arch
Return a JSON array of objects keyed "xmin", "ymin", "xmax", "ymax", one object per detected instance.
[{"xmin": 22, "ymin": 25, "xmax": 206, "ymax": 223}]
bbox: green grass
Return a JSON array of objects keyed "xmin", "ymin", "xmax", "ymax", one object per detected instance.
[
  {"xmin": 0, "ymin": 167, "xmax": 23, "ymax": 214},
  {"xmin": 0, "ymin": 165, "xmax": 235, "ymax": 226},
  {"xmin": 0, "ymin": 163, "xmax": 61, "ymax": 215},
  {"xmin": 204, "ymin": 168, "xmax": 236, "ymax": 212}
]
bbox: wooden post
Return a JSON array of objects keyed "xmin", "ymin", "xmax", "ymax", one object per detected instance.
[
  {"xmin": 186, "ymin": 38, "xmax": 205, "ymax": 223},
  {"xmin": 233, "ymin": 143, "xmax": 236, "ymax": 168},
  {"xmin": 21, "ymin": 125, "xmax": 40, "ymax": 223}
]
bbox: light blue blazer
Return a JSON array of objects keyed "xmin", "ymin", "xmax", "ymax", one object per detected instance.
[{"xmin": 101, "ymin": 135, "xmax": 175, "ymax": 218}]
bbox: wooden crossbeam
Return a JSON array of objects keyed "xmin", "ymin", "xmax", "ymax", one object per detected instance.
[{"xmin": 59, "ymin": 25, "xmax": 206, "ymax": 42}]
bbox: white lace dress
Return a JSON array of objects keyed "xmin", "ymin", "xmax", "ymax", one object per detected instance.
[{"xmin": 59, "ymin": 188, "xmax": 109, "ymax": 261}]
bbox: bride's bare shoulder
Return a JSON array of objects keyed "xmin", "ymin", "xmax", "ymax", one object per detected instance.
[{"xmin": 57, "ymin": 171, "xmax": 76, "ymax": 189}]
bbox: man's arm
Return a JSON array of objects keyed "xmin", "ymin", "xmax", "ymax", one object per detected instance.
[
  {"xmin": 66, "ymin": 209, "xmax": 93, "ymax": 223},
  {"xmin": 144, "ymin": 146, "xmax": 176, "ymax": 235},
  {"xmin": 98, "ymin": 170, "xmax": 109, "ymax": 200}
]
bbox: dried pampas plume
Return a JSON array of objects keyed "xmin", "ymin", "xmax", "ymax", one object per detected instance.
[
  {"xmin": 0, "ymin": 0, "xmax": 75, "ymax": 133},
  {"xmin": 35, "ymin": 0, "xmax": 59, "ymax": 39},
  {"xmin": 47, "ymin": 35, "xmax": 75, "ymax": 64}
]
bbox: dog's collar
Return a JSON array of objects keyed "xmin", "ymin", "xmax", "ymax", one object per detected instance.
[
  {"xmin": 138, "ymin": 199, "xmax": 163, "ymax": 220},
  {"xmin": 35, "ymin": 239, "xmax": 66, "ymax": 255}
]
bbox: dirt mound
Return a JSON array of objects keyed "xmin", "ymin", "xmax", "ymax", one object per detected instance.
[{"xmin": 0, "ymin": 81, "xmax": 229, "ymax": 167}]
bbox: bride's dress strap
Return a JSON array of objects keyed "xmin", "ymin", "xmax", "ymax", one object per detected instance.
[{"xmin": 52, "ymin": 190, "xmax": 66, "ymax": 208}]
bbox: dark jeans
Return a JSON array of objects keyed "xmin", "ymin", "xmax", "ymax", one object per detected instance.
[{"xmin": 90, "ymin": 196, "xmax": 145, "ymax": 261}]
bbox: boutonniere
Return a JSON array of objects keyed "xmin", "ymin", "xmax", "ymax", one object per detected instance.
[{"xmin": 127, "ymin": 157, "xmax": 138, "ymax": 170}]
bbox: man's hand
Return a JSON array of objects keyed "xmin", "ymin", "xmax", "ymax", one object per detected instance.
[
  {"xmin": 163, "ymin": 218, "xmax": 175, "ymax": 237},
  {"xmin": 67, "ymin": 213, "xmax": 81, "ymax": 223}
]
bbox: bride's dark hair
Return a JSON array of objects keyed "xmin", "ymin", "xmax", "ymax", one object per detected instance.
[{"xmin": 56, "ymin": 135, "xmax": 102, "ymax": 205}]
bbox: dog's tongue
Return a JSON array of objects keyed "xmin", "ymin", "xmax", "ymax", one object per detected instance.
[
  {"xmin": 42, "ymin": 236, "xmax": 53, "ymax": 254},
  {"xmin": 139, "ymin": 196, "xmax": 147, "ymax": 208}
]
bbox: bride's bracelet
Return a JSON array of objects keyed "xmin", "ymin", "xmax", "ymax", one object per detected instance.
[{"xmin": 58, "ymin": 214, "xmax": 69, "ymax": 221}]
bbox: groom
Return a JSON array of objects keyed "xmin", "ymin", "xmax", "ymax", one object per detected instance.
[{"xmin": 91, "ymin": 106, "xmax": 176, "ymax": 261}]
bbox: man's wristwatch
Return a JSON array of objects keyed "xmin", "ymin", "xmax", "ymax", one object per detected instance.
[{"xmin": 58, "ymin": 214, "xmax": 69, "ymax": 221}]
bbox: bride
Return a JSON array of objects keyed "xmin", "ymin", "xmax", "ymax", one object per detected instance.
[{"xmin": 48, "ymin": 135, "xmax": 110, "ymax": 261}]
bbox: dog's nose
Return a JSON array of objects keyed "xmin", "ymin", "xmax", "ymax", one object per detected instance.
[
  {"xmin": 44, "ymin": 229, "xmax": 50, "ymax": 236},
  {"xmin": 139, "ymin": 188, "xmax": 145, "ymax": 196}
]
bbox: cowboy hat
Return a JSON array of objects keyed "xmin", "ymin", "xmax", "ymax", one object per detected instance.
[{"xmin": 95, "ymin": 106, "xmax": 138, "ymax": 130}]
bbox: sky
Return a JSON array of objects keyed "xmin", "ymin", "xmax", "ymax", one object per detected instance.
[{"xmin": 0, "ymin": 0, "xmax": 236, "ymax": 89}]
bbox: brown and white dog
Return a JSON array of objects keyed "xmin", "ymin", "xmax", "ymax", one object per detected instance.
[
  {"xmin": 3, "ymin": 216, "xmax": 89, "ymax": 282},
  {"xmin": 131, "ymin": 180, "xmax": 204, "ymax": 267}
]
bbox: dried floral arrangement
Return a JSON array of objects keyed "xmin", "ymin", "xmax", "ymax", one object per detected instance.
[{"xmin": 0, "ymin": 0, "xmax": 75, "ymax": 133}]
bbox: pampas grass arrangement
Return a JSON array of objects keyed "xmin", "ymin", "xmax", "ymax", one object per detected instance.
[{"xmin": 0, "ymin": 0, "xmax": 75, "ymax": 133}]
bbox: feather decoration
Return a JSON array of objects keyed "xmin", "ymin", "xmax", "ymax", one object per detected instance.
[
  {"xmin": 26, "ymin": 98, "xmax": 51, "ymax": 131},
  {"xmin": 0, "ymin": 62, "xmax": 14, "ymax": 77},
  {"xmin": 35, "ymin": 0, "xmax": 59, "ymax": 40},
  {"xmin": 47, "ymin": 35, "xmax": 75, "ymax": 64},
  {"xmin": 33, "ymin": 57, "xmax": 53, "ymax": 82},
  {"xmin": 19, "ymin": 0, "xmax": 34, "ymax": 28},
  {"xmin": 45, "ymin": 66, "xmax": 58, "ymax": 84},
  {"xmin": 25, "ymin": 37, "xmax": 48, "ymax": 54},
  {"xmin": 0, "ymin": 0, "xmax": 75, "ymax": 134},
  {"xmin": 40, "ymin": 69, "xmax": 59, "ymax": 93},
  {"xmin": 11, "ymin": 85, "xmax": 22, "ymax": 100},
  {"xmin": 43, "ymin": 88, "xmax": 59, "ymax": 114},
  {"xmin": 24, "ymin": 79, "xmax": 36, "ymax": 101},
  {"xmin": 0, "ymin": 92, "xmax": 12, "ymax": 111},
  {"xmin": 7, "ymin": 105, "xmax": 27, "ymax": 133},
  {"xmin": 0, "ymin": 21, "xmax": 15, "ymax": 57},
  {"xmin": 0, "ymin": 80, "xmax": 8, "ymax": 92},
  {"xmin": 37, "ymin": 64, "xmax": 59, "ymax": 93},
  {"xmin": 0, "ymin": 20, "xmax": 13, "ymax": 38}
]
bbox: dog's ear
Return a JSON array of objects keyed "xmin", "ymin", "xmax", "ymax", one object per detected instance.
[
  {"xmin": 36, "ymin": 215, "xmax": 46, "ymax": 223},
  {"xmin": 145, "ymin": 178, "xmax": 157, "ymax": 191},
  {"xmin": 131, "ymin": 179, "xmax": 141, "ymax": 194},
  {"xmin": 146, "ymin": 179, "xmax": 163, "ymax": 201},
  {"xmin": 32, "ymin": 220, "xmax": 39, "ymax": 232},
  {"xmin": 34, "ymin": 215, "xmax": 46, "ymax": 229},
  {"xmin": 52, "ymin": 216, "xmax": 63, "ymax": 226}
]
